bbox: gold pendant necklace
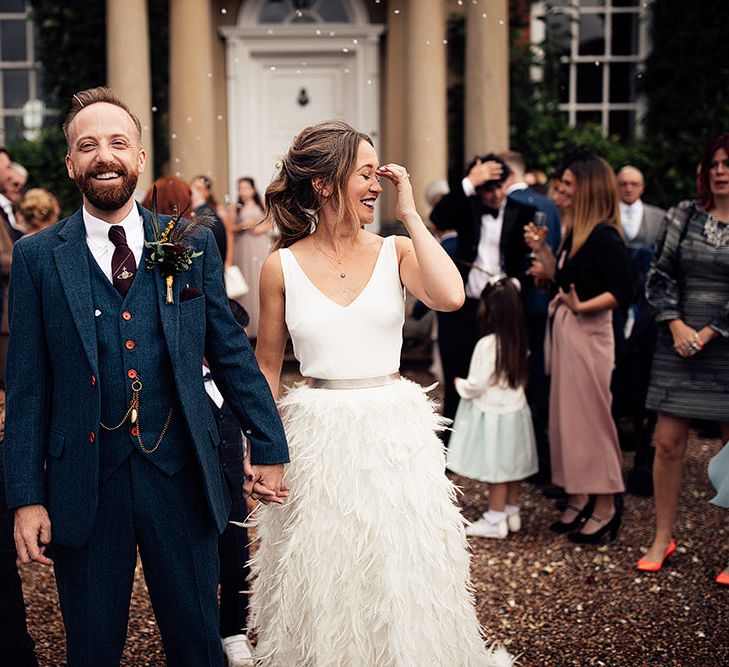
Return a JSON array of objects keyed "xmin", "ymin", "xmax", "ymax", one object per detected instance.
[{"xmin": 313, "ymin": 239, "xmax": 349, "ymax": 279}]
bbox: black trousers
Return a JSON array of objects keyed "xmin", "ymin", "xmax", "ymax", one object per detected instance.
[
  {"xmin": 438, "ymin": 298, "xmax": 481, "ymax": 436},
  {"xmin": 218, "ymin": 432, "xmax": 249, "ymax": 638},
  {"xmin": 0, "ymin": 453, "xmax": 38, "ymax": 667}
]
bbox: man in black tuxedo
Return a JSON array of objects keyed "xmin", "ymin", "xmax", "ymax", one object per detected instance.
[{"xmin": 430, "ymin": 154, "xmax": 536, "ymax": 427}]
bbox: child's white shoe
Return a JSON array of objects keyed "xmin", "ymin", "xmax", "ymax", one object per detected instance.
[
  {"xmin": 504, "ymin": 504, "xmax": 521, "ymax": 532},
  {"xmin": 466, "ymin": 511, "xmax": 508, "ymax": 539}
]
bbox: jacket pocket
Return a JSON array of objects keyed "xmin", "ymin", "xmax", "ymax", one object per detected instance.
[{"xmin": 47, "ymin": 429, "xmax": 65, "ymax": 458}]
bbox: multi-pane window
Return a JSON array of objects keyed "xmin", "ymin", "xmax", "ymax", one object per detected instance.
[
  {"xmin": 259, "ymin": 0, "xmax": 352, "ymax": 24},
  {"xmin": 0, "ymin": 0, "xmax": 55, "ymax": 144},
  {"xmin": 533, "ymin": 0, "xmax": 649, "ymax": 139}
]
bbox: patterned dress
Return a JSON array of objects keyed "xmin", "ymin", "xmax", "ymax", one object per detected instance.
[{"xmin": 645, "ymin": 200, "xmax": 729, "ymax": 420}]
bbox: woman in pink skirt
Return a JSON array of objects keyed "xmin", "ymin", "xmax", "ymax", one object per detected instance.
[{"xmin": 526, "ymin": 152, "xmax": 632, "ymax": 543}]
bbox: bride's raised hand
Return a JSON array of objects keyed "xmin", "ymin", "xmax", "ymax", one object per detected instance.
[{"xmin": 377, "ymin": 163, "xmax": 418, "ymax": 223}]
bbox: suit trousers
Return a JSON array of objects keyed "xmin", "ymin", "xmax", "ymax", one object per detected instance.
[
  {"xmin": 50, "ymin": 451, "xmax": 223, "ymax": 667},
  {"xmin": 0, "ymin": 453, "xmax": 38, "ymax": 666},
  {"xmin": 439, "ymin": 298, "xmax": 480, "ymax": 433}
]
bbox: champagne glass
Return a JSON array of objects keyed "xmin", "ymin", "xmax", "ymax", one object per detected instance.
[{"xmin": 529, "ymin": 211, "xmax": 548, "ymax": 259}]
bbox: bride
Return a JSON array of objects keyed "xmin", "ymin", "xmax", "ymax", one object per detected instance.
[{"xmin": 248, "ymin": 120, "xmax": 513, "ymax": 666}]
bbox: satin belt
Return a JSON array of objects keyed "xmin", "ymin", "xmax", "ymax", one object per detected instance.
[{"xmin": 304, "ymin": 372, "xmax": 401, "ymax": 390}]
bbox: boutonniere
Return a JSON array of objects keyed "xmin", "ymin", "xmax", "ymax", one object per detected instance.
[{"xmin": 145, "ymin": 186, "xmax": 205, "ymax": 304}]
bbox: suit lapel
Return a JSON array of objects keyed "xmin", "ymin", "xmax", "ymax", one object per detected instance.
[
  {"xmin": 53, "ymin": 210, "xmax": 98, "ymax": 373},
  {"xmin": 500, "ymin": 201, "xmax": 517, "ymax": 260},
  {"xmin": 142, "ymin": 205, "xmax": 180, "ymax": 359}
]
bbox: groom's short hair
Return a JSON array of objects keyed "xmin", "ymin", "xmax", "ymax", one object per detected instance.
[{"xmin": 63, "ymin": 87, "xmax": 142, "ymax": 145}]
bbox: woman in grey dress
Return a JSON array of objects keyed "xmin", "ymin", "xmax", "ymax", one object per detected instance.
[
  {"xmin": 639, "ymin": 133, "xmax": 729, "ymax": 578},
  {"xmin": 232, "ymin": 177, "xmax": 271, "ymax": 339}
]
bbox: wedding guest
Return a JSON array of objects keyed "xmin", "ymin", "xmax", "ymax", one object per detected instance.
[
  {"xmin": 191, "ymin": 175, "xmax": 230, "ymax": 266},
  {"xmin": 502, "ymin": 151, "xmax": 561, "ymax": 481},
  {"xmin": 16, "ymin": 188, "xmax": 60, "ymax": 235},
  {"xmin": 430, "ymin": 154, "xmax": 535, "ymax": 429},
  {"xmin": 447, "ymin": 277, "xmax": 538, "ymax": 539},
  {"xmin": 205, "ymin": 300, "xmax": 254, "ymax": 667},
  {"xmin": 613, "ymin": 166, "xmax": 666, "ymax": 495},
  {"xmin": 526, "ymin": 152, "xmax": 632, "ymax": 544},
  {"xmin": 638, "ymin": 133, "xmax": 729, "ymax": 572},
  {"xmin": 0, "ymin": 382, "xmax": 38, "ymax": 666},
  {"xmin": 6, "ymin": 162, "xmax": 28, "ymax": 209},
  {"xmin": 0, "ymin": 148, "xmax": 18, "ymax": 380},
  {"xmin": 250, "ymin": 120, "xmax": 512, "ymax": 665},
  {"xmin": 141, "ymin": 175, "xmax": 192, "ymax": 216},
  {"xmin": 232, "ymin": 177, "xmax": 270, "ymax": 339}
]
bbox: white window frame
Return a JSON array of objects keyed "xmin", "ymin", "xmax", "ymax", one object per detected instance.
[
  {"xmin": 531, "ymin": 0, "xmax": 650, "ymax": 139},
  {"xmin": 0, "ymin": 1, "xmax": 57, "ymax": 144}
]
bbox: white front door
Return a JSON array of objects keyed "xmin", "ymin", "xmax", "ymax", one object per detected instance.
[{"xmin": 254, "ymin": 54, "xmax": 356, "ymax": 190}]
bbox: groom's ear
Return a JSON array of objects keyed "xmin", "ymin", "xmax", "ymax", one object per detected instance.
[{"xmin": 65, "ymin": 153, "xmax": 75, "ymax": 180}]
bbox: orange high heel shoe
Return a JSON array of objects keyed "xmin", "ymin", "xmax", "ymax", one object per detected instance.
[
  {"xmin": 716, "ymin": 571, "xmax": 729, "ymax": 586},
  {"xmin": 636, "ymin": 539, "xmax": 676, "ymax": 572}
]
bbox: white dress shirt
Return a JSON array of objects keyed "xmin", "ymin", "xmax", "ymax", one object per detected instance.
[
  {"xmin": 461, "ymin": 178, "xmax": 504, "ymax": 299},
  {"xmin": 620, "ymin": 199, "xmax": 644, "ymax": 241},
  {"xmin": 83, "ymin": 205, "xmax": 145, "ymax": 283},
  {"xmin": 202, "ymin": 364, "xmax": 224, "ymax": 409},
  {"xmin": 0, "ymin": 193, "xmax": 17, "ymax": 230}
]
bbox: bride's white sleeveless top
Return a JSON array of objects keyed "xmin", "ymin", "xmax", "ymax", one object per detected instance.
[{"xmin": 278, "ymin": 235, "xmax": 405, "ymax": 379}]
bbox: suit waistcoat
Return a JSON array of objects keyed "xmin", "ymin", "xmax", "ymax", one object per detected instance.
[{"xmin": 89, "ymin": 252, "xmax": 193, "ymax": 480}]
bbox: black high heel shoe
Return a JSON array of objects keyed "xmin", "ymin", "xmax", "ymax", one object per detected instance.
[
  {"xmin": 568, "ymin": 495, "xmax": 623, "ymax": 544},
  {"xmin": 549, "ymin": 495, "xmax": 596, "ymax": 534}
]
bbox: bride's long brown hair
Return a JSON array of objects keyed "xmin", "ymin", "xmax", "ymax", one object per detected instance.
[{"xmin": 265, "ymin": 120, "xmax": 374, "ymax": 250}]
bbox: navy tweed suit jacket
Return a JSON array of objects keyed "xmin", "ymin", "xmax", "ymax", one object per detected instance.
[{"xmin": 2, "ymin": 204, "xmax": 289, "ymax": 547}]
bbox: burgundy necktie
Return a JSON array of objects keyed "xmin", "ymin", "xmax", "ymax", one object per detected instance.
[{"xmin": 108, "ymin": 225, "xmax": 136, "ymax": 296}]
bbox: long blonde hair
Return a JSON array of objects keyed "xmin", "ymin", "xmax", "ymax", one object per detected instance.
[
  {"xmin": 566, "ymin": 155, "xmax": 621, "ymax": 257},
  {"xmin": 265, "ymin": 120, "xmax": 373, "ymax": 250}
]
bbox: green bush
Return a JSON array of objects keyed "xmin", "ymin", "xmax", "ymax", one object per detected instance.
[{"xmin": 8, "ymin": 127, "xmax": 80, "ymax": 216}]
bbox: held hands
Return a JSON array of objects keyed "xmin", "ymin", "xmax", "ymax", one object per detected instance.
[
  {"xmin": 557, "ymin": 283, "xmax": 582, "ymax": 314},
  {"xmin": 467, "ymin": 159, "xmax": 503, "ymax": 188},
  {"xmin": 14, "ymin": 504, "xmax": 53, "ymax": 566},
  {"xmin": 376, "ymin": 163, "xmax": 418, "ymax": 224},
  {"xmin": 243, "ymin": 454, "xmax": 289, "ymax": 505}
]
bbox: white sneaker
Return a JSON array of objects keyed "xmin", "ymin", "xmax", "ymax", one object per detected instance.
[
  {"xmin": 506, "ymin": 510, "xmax": 521, "ymax": 533},
  {"xmin": 465, "ymin": 516, "xmax": 508, "ymax": 539},
  {"xmin": 222, "ymin": 634, "xmax": 255, "ymax": 667}
]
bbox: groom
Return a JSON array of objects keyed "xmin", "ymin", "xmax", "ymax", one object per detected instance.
[{"xmin": 3, "ymin": 87, "xmax": 288, "ymax": 665}]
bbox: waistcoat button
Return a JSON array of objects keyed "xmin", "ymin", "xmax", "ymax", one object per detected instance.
[
  {"xmin": 122, "ymin": 311, "xmax": 132, "ymax": 321},
  {"xmin": 125, "ymin": 340, "xmax": 135, "ymax": 350},
  {"xmin": 89, "ymin": 432, "xmax": 95, "ymax": 443},
  {"xmin": 127, "ymin": 369, "xmax": 137, "ymax": 379}
]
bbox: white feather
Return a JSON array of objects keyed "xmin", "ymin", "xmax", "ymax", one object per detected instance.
[{"xmin": 249, "ymin": 379, "xmax": 514, "ymax": 666}]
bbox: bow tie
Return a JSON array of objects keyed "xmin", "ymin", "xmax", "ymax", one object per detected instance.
[
  {"xmin": 480, "ymin": 205, "xmax": 500, "ymax": 218},
  {"xmin": 203, "ymin": 371, "xmax": 213, "ymax": 382}
]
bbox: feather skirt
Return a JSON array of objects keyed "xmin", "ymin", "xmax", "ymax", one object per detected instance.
[{"xmin": 248, "ymin": 379, "xmax": 513, "ymax": 667}]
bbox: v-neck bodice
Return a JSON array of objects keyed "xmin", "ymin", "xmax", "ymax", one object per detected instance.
[{"xmin": 279, "ymin": 235, "xmax": 405, "ymax": 379}]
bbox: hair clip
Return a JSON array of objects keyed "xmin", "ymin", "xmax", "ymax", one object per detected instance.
[{"xmin": 73, "ymin": 93, "xmax": 85, "ymax": 107}]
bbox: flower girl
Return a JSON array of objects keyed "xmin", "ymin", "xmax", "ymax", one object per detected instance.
[{"xmin": 447, "ymin": 276, "xmax": 538, "ymax": 538}]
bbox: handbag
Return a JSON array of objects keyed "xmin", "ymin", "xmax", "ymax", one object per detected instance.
[{"xmin": 224, "ymin": 265, "xmax": 249, "ymax": 299}]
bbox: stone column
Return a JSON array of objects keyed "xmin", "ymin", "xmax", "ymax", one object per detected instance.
[
  {"xmin": 169, "ymin": 0, "xmax": 217, "ymax": 183},
  {"xmin": 382, "ymin": 0, "xmax": 407, "ymax": 223},
  {"xmin": 465, "ymin": 0, "xmax": 510, "ymax": 157},
  {"xmin": 403, "ymin": 0, "xmax": 448, "ymax": 220},
  {"xmin": 107, "ymin": 0, "xmax": 153, "ymax": 192}
]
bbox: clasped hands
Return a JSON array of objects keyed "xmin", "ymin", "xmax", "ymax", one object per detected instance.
[
  {"xmin": 243, "ymin": 458, "xmax": 288, "ymax": 505},
  {"xmin": 669, "ymin": 319, "xmax": 714, "ymax": 358}
]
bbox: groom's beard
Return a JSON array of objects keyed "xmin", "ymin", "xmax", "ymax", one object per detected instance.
[{"xmin": 74, "ymin": 161, "xmax": 139, "ymax": 212}]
